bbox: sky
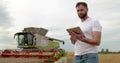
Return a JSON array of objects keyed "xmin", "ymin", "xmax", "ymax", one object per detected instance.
[{"xmin": 0, "ymin": 0, "xmax": 120, "ymax": 52}]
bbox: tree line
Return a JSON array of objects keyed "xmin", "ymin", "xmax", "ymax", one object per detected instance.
[{"xmin": 99, "ymin": 48, "xmax": 120, "ymax": 54}]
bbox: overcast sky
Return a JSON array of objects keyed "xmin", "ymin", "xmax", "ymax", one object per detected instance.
[{"xmin": 0, "ymin": 0, "xmax": 120, "ymax": 52}]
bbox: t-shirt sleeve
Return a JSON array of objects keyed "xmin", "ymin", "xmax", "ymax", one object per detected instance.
[{"xmin": 92, "ymin": 20, "xmax": 102, "ymax": 32}]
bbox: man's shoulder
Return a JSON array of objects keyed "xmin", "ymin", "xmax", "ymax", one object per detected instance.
[{"xmin": 88, "ymin": 17, "xmax": 101, "ymax": 24}]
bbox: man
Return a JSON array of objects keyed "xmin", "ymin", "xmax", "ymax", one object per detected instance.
[{"xmin": 69, "ymin": 2, "xmax": 102, "ymax": 63}]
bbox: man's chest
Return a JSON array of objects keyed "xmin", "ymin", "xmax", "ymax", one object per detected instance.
[{"xmin": 78, "ymin": 22, "xmax": 93, "ymax": 35}]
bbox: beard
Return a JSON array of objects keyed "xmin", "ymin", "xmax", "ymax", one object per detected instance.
[{"xmin": 78, "ymin": 12, "xmax": 87, "ymax": 19}]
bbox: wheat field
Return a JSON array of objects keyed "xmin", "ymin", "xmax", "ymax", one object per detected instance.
[{"xmin": 67, "ymin": 52, "xmax": 120, "ymax": 63}]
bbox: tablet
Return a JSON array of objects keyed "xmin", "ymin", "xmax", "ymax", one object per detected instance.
[{"xmin": 66, "ymin": 27, "xmax": 85, "ymax": 37}]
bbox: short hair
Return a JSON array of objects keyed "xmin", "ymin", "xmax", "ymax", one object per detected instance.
[{"xmin": 76, "ymin": 2, "xmax": 88, "ymax": 9}]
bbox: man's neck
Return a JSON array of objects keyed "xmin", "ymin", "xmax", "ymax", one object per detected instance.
[{"xmin": 81, "ymin": 16, "xmax": 89, "ymax": 22}]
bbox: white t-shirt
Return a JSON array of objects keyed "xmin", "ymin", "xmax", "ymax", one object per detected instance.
[{"xmin": 74, "ymin": 17, "xmax": 102, "ymax": 55}]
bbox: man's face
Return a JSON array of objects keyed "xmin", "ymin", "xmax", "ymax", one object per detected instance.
[{"xmin": 76, "ymin": 5, "xmax": 88, "ymax": 19}]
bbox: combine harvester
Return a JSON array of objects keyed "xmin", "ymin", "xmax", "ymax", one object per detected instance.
[{"xmin": 0, "ymin": 27, "xmax": 67, "ymax": 63}]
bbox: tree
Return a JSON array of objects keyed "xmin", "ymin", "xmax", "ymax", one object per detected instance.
[
  {"xmin": 101, "ymin": 48, "xmax": 105, "ymax": 53},
  {"xmin": 105, "ymin": 49, "xmax": 109, "ymax": 53},
  {"xmin": 118, "ymin": 51, "xmax": 120, "ymax": 53}
]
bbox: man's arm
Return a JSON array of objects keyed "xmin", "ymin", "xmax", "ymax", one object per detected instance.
[{"xmin": 76, "ymin": 31, "xmax": 101, "ymax": 46}]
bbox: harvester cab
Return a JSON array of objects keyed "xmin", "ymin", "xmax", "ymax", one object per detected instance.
[{"xmin": 14, "ymin": 32, "xmax": 35, "ymax": 48}]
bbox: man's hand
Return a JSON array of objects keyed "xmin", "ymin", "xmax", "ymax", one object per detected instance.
[
  {"xmin": 76, "ymin": 34, "xmax": 86, "ymax": 42},
  {"xmin": 69, "ymin": 31, "xmax": 77, "ymax": 44},
  {"xmin": 70, "ymin": 36, "xmax": 76, "ymax": 44},
  {"xmin": 69, "ymin": 30, "xmax": 86, "ymax": 42},
  {"xmin": 69, "ymin": 31, "xmax": 76, "ymax": 36}
]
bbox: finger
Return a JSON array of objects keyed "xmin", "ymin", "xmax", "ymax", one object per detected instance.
[{"xmin": 69, "ymin": 32, "xmax": 75, "ymax": 36}]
